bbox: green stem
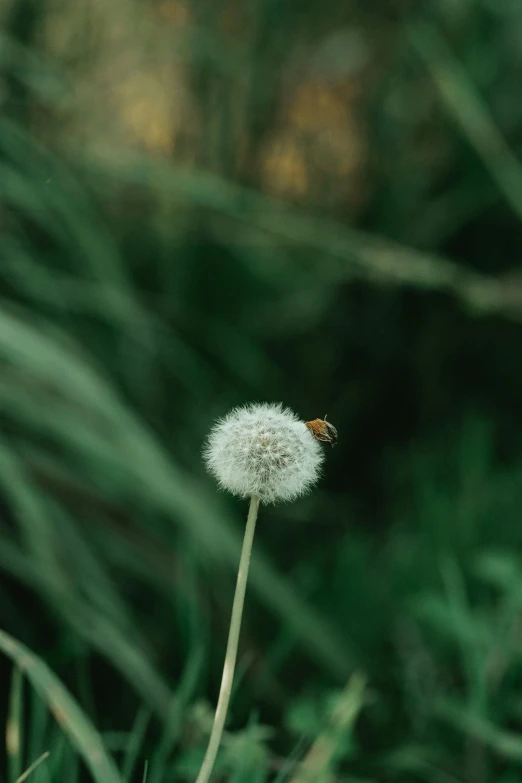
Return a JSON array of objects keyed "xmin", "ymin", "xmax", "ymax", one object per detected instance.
[{"xmin": 195, "ymin": 494, "xmax": 260, "ymax": 783}]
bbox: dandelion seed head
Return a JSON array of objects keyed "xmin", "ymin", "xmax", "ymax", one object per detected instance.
[{"xmin": 204, "ymin": 403, "xmax": 323, "ymax": 503}]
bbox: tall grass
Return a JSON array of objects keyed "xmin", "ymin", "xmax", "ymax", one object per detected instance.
[{"xmin": 2, "ymin": 0, "xmax": 522, "ymax": 781}]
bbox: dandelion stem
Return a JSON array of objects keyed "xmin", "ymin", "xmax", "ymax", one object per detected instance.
[{"xmin": 195, "ymin": 494, "xmax": 260, "ymax": 783}]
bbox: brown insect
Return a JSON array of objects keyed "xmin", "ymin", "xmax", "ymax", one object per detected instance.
[{"xmin": 305, "ymin": 415, "xmax": 338, "ymax": 446}]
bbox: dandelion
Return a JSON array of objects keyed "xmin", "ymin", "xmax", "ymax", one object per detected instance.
[
  {"xmin": 196, "ymin": 402, "xmax": 329, "ymax": 783},
  {"xmin": 204, "ymin": 402, "xmax": 324, "ymax": 504}
]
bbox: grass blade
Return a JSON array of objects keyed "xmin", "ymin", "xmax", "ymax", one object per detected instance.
[
  {"xmin": 7, "ymin": 666, "xmax": 24, "ymax": 783},
  {"xmin": 0, "ymin": 630, "xmax": 124, "ymax": 783},
  {"xmin": 16, "ymin": 751, "xmax": 50, "ymax": 783},
  {"xmin": 122, "ymin": 708, "xmax": 151, "ymax": 783}
]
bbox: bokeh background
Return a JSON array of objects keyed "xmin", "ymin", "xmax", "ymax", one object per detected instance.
[{"xmin": 2, "ymin": 0, "xmax": 522, "ymax": 781}]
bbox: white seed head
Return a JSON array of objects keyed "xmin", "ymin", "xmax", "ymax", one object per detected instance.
[{"xmin": 204, "ymin": 403, "xmax": 324, "ymax": 504}]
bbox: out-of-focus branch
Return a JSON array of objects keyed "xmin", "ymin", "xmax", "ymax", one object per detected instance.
[{"xmin": 87, "ymin": 150, "xmax": 522, "ymax": 323}]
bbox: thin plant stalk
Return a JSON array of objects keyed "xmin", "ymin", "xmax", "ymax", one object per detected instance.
[{"xmin": 195, "ymin": 494, "xmax": 260, "ymax": 783}]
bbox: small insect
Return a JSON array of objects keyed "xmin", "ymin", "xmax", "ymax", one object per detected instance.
[{"xmin": 305, "ymin": 415, "xmax": 338, "ymax": 446}]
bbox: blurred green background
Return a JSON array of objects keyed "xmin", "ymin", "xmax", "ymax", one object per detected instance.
[{"xmin": 2, "ymin": 0, "xmax": 522, "ymax": 781}]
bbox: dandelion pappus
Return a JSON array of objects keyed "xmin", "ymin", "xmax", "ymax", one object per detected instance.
[{"xmin": 305, "ymin": 415, "xmax": 337, "ymax": 446}]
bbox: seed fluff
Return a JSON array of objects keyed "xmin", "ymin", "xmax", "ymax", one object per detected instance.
[{"xmin": 204, "ymin": 402, "xmax": 324, "ymax": 504}]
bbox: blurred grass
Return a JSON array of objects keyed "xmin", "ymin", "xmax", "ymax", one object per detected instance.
[
  {"xmin": 0, "ymin": 631, "xmax": 122, "ymax": 783},
  {"xmin": 2, "ymin": 0, "xmax": 522, "ymax": 781}
]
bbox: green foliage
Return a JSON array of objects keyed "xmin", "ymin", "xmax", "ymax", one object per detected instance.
[{"xmin": 2, "ymin": 0, "xmax": 522, "ymax": 781}]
